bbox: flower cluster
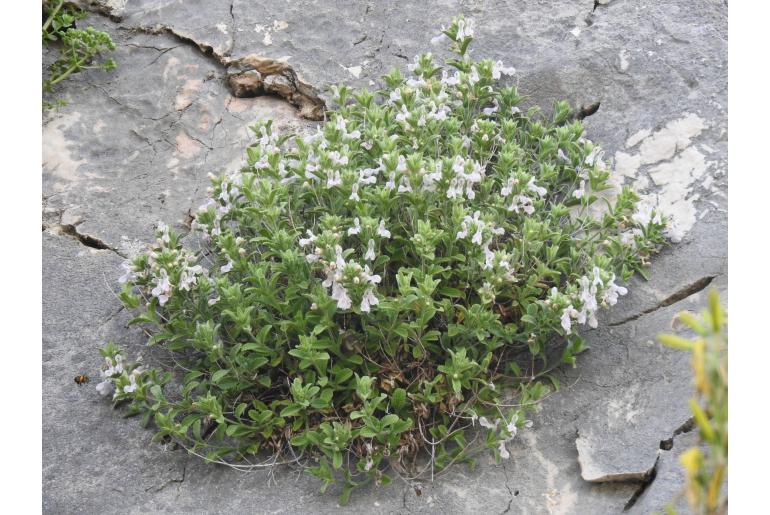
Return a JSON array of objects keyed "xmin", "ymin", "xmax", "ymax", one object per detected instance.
[{"xmin": 100, "ymin": 15, "xmax": 670, "ymax": 504}]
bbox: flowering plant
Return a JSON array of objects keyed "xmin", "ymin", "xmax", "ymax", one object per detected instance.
[{"xmin": 98, "ymin": 16, "xmax": 668, "ymax": 502}]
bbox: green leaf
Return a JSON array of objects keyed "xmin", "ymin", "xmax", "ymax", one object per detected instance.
[
  {"xmin": 391, "ymin": 388, "xmax": 407, "ymax": 410},
  {"xmin": 210, "ymin": 369, "xmax": 230, "ymax": 384}
]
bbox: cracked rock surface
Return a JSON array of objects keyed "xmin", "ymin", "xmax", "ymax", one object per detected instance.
[{"xmin": 43, "ymin": 1, "xmax": 726, "ymax": 513}]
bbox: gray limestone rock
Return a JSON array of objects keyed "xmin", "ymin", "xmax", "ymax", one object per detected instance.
[{"xmin": 43, "ymin": 0, "xmax": 727, "ymax": 513}]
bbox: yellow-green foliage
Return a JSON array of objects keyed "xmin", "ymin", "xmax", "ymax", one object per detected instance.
[{"xmin": 659, "ymin": 290, "xmax": 727, "ymax": 515}]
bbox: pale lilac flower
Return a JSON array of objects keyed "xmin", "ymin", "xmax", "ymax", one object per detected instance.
[
  {"xmin": 398, "ymin": 176, "xmax": 413, "ymax": 193},
  {"xmin": 395, "ymin": 104, "xmax": 410, "ymax": 123},
  {"xmin": 348, "ymin": 218, "xmax": 362, "ymax": 236},
  {"xmin": 585, "ymin": 147, "xmax": 606, "ymax": 169},
  {"xmin": 527, "ymin": 177, "xmax": 547, "ymax": 197},
  {"xmin": 151, "ymin": 269, "xmax": 172, "ymax": 305},
  {"xmin": 498, "ymin": 441, "xmax": 511, "ymax": 460},
  {"xmin": 377, "ymin": 220, "xmax": 391, "ymax": 238},
  {"xmin": 118, "ymin": 261, "xmax": 136, "ymax": 284},
  {"xmin": 441, "ymin": 69, "xmax": 460, "ymax": 87},
  {"xmin": 326, "ymin": 170, "xmax": 342, "ymax": 188},
  {"xmin": 602, "ymin": 275, "xmax": 628, "ymax": 306},
  {"xmin": 123, "ymin": 378, "xmax": 138, "ymax": 394},
  {"xmin": 479, "ymin": 417, "xmax": 498, "ymax": 430},
  {"xmin": 363, "ymin": 265, "xmax": 381, "ymax": 285},
  {"xmin": 365, "ymin": 239, "xmax": 376, "ymax": 261},
  {"xmin": 572, "ymin": 180, "xmax": 587, "ymax": 199},
  {"xmin": 446, "ymin": 177, "xmax": 463, "ymax": 199},
  {"xmin": 560, "ymin": 305, "xmax": 579, "ymax": 334},
  {"xmin": 482, "ymin": 102, "xmax": 499, "ymax": 116},
  {"xmin": 456, "ymin": 18, "xmax": 475, "ymax": 39},
  {"xmin": 360, "ymin": 288, "xmax": 379, "ymax": 312},
  {"xmin": 508, "ymin": 194, "xmax": 534, "ymax": 215},
  {"xmin": 299, "ymin": 230, "xmax": 317, "ymax": 247},
  {"xmin": 472, "ymin": 224, "xmax": 484, "ymax": 245},
  {"xmin": 501, "ymin": 176, "xmax": 517, "ymax": 197},
  {"xmin": 331, "ymin": 282, "xmax": 352, "ymax": 310},
  {"xmin": 220, "ymin": 259, "xmax": 234, "ymax": 273},
  {"xmin": 491, "ymin": 61, "xmax": 516, "ymax": 80},
  {"xmin": 385, "ymin": 172, "xmax": 396, "ymax": 190},
  {"xmin": 349, "ymin": 183, "xmax": 360, "ymax": 201}
]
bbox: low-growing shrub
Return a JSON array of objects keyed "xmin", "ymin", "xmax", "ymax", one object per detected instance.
[{"xmin": 97, "ymin": 15, "xmax": 670, "ymax": 502}]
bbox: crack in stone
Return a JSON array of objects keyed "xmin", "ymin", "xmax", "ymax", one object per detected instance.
[
  {"xmin": 621, "ymin": 458, "xmax": 657, "ymax": 511},
  {"xmin": 622, "ymin": 417, "xmax": 696, "ymax": 510},
  {"xmin": 43, "ymin": 223, "xmax": 126, "ymax": 258},
  {"xmin": 499, "ymin": 461, "xmax": 515, "ymax": 514},
  {"xmin": 608, "ymin": 275, "xmax": 717, "ymax": 327},
  {"xmin": 659, "ymin": 418, "xmax": 695, "ymax": 451}
]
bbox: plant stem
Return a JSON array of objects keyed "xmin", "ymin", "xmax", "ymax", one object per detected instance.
[
  {"xmin": 42, "ymin": 0, "xmax": 65, "ymax": 34},
  {"xmin": 48, "ymin": 54, "xmax": 90, "ymax": 87}
]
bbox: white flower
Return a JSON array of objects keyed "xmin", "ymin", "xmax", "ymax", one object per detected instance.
[
  {"xmin": 479, "ymin": 416, "xmax": 499, "ymax": 430},
  {"xmin": 472, "ymin": 225, "xmax": 484, "ymax": 245},
  {"xmin": 446, "ymin": 177, "xmax": 463, "ymax": 199},
  {"xmin": 349, "ymin": 183, "xmax": 360, "ymax": 201},
  {"xmin": 527, "ymin": 177, "xmax": 547, "ymax": 197},
  {"xmin": 501, "ymin": 176, "xmax": 517, "ymax": 197},
  {"xmin": 557, "ymin": 148, "xmax": 570, "ymax": 162},
  {"xmin": 398, "ymin": 176, "xmax": 413, "ymax": 193},
  {"xmin": 96, "ymin": 380, "xmax": 114, "ymax": 397},
  {"xmin": 585, "ymin": 147, "xmax": 606, "ymax": 169},
  {"xmin": 118, "ymin": 261, "xmax": 136, "ymax": 284},
  {"xmin": 220, "ymin": 259, "xmax": 234, "ymax": 273},
  {"xmin": 331, "ymin": 282, "xmax": 352, "ymax": 310},
  {"xmin": 491, "ymin": 60, "xmax": 516, "ymax": 80},
  {"xmin": 389, "ymin": 88, "xmax": 402, "ymax": 103},
  {"xmin": 508, "ymin": 194, "xmax": 535, "ymax": 215},
  {"xmin": 363, "ymin": 265, "xmax": 382, "ymax": 285},
  {"xmin": 456, "ymin": 18, "xmax": 475, "ymax": 39},
  {"xmin": 299, "ymin": 230, "xmax": 317, "ymax": 247},
  {"xmin": 123, "ymin": 381, "xmax": 137, "ymax": 394},
  {"xmin": 498, "ymin": 441, "xmax": 511, "ymax": 460},
  {"xmin": 385, "ymin": 172, "xmax": 396, "ymax": 190},
  {"xmin": 441, "ymin": 69, "xmax": 460, "ymax": 87},
  {"xmin": 348, "ymin": 217, "xmax": 362, "ymax": 236},
  {"xmin": 572, "ymin": 180, "xmax": 587, "ymax": 199},
  {"xmin": 482, "ymin": 103, "xmax": 499, "ymax": 116},
  {"xmin": 151, "ymin": 269, "xmax": 172, "ymax": 305},
  {"xmin": 377, "ymin": 220, "xmax": 391, "ymax": 238},
  {"xmin": 365, "ymin": 239, "xmax": 376, "ymax": 261},
  {"xmin": 561, "ymin": 305, "xmax": 579, "ymax": 334},
  {"xmin": 326, "ymin": 170, "xmax": 342, "ymax": 188},
  {"xmin": 360, "ymin": 288, "xmax": 379, "ymax": 312},
  {"xmin": 395, "ymin": 104, "xmax": 410, "ymax": 123},
  {"xmin": 602, "ymin": 275, "xmax": 628, "ymax": 306}
]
